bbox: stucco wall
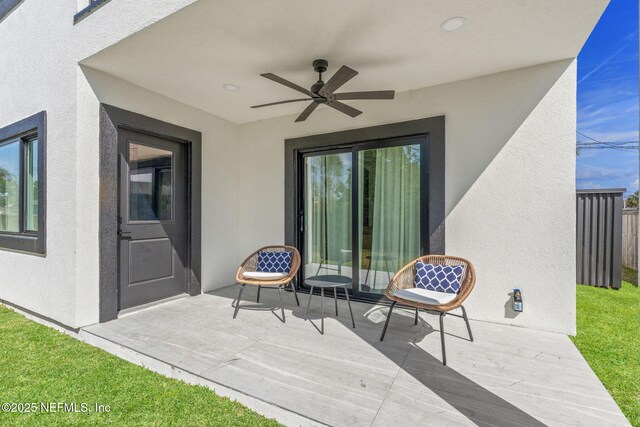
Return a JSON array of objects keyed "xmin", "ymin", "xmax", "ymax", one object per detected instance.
[
  {"xmin": 0, "ymin": 1, "xmax": 577, "ymax": 333},
  {"xmin": 0, "ymin": 1, "xmax": 79, "ymax": 326},
  {"xmin": 75, "ymin": 67, "xmax": 240, "ymax": 326},
  {"xmin": 237, "ymin": 60, "xmax": 577, "ymax": 334},
  {"xmin": 0, "ymin": 0, "xmax": 201, "ymax": 327}
]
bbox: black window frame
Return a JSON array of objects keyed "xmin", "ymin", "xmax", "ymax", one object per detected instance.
[
  {"xmin": 0, "ymin": 111, "xmax": 46, "ymax": 255},
  {"xmin": 74, "ymin": 0, "xmax": 112, "ymax": 24},
  {"xmin": 0, "ymin": 0, "xmax": 24, "ymax": 22}
]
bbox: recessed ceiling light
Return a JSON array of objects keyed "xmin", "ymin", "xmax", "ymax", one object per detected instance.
[
  {"xmin": 441, "ymin": 16, "xmax": 466, "ymax": 32},
  {"xmin": 223, "ymin": 84, "xmax": 240, "ymax": 92}
]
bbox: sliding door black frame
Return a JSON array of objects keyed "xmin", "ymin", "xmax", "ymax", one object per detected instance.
[{"xmin": 285, "ymin": 117, "xmax": 445, "ymax": 303}]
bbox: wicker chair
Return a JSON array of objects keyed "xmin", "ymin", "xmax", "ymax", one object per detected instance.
[
  {"xmin": 379, "ymin": 255, "xmax": 476, "ymax": 365},
  {"xmin": 234, "ymin": 245, "xmax": 301, "ymax": 322}
]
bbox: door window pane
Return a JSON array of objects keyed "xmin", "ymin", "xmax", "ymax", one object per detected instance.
[
  {"xmin": 303, "ymin": 153, "xmax": 352, "ymax": 282},
  {"xmin": 0, "ymin": 140, "xmax": 20, "ymax": 232},
  {"xmin": 25, "ymin": 139, "xmax": 38, "ymax": 231},
  {"xmin": 358, "ymin": 145, "xmax": 421, "ymax": 293},
  {"xmin": 129, "ymin": 143, "xmax": 173, "ymax": 221}
]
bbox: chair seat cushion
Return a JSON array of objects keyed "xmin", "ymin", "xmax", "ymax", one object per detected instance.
[
  {"xmin": 242, "ymin": 271, "xmax": 286, "ymax": 280},
  {"xmin": 257, "ymin": 251, "xmax": 292, "ymax": 273},
  {"xmin": 414, "ymin": 262, "xmax": 464, "ymax": 293},
  {"xmin": 394, "ymin": 287, "xmax": 457, "ymax": 306}
]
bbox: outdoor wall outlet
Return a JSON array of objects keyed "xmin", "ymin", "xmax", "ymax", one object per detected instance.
[{"xmin": 513, "ymin": 289, "xmax": 523, "ymax": 312}]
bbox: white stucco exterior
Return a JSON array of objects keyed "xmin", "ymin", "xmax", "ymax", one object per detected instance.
[
  {"xmin": 237, "ymin": 60, "xmax": 578, "ymax": 333},
  {"xmin": 0, "ymin": 0, "xmax": 604, "ymax": 334}
]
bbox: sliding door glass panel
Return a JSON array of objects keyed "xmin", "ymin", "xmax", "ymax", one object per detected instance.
[
  {"xmin": 358, "ymin": 144, "xmax": 421, "ymax": 293},
  {"xmin": 25, "ymin": 139, "xmax": 38, "ymax": 231},
  {"xmin": 0, "ymin": 140, "xmax": 20, "ymax": 232},
  {"xmin": 303, "ymin": 152, "xmax": 352, "ymax": 282},
  {"xmin": 129, "ymin": 143, "xmax": 173, "ymax": 221}
]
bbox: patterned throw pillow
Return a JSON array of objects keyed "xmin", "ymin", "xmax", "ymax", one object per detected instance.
[
  {"xmin": 414, "ymin": 262, "xmax": 464, "ymax": 294},
  {"xmin": 256, "ymin": 251, "xmax": 292, "ymax": 273}
]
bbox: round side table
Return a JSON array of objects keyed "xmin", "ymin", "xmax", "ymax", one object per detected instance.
[{"xmin": 304, "ymin": 275, "xmax": 356, "ymax": 334}]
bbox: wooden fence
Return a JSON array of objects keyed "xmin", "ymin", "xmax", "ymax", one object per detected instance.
[{"xmin": 622, "ymin": 209, "xmax": 638, "ymax": 270}]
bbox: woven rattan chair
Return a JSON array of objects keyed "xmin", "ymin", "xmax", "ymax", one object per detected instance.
[
  {"xmin": 234, "ymin": 245, "xmax": 301, "ymax": 322},
  {"xmin": 379, "ymin": 255, "xmax": 476, "ymax": 365}
]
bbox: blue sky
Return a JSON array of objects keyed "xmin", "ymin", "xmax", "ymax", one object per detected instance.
[{"xmin": 576, "ymin": 0, "xmax": 638, "ymax": 196}]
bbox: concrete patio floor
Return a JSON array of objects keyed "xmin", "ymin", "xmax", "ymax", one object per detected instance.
[{"xmin": 83, "ymin": 285, "xmax": 628, "ymax": 427}]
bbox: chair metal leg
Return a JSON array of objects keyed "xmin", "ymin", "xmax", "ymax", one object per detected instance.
[
  {"xmin": 290, "ymin": 280, "xmax": 300, "ymax": 306},
  {"xmin": 379, "ymin": 301, "xmax": 396, "ymax": 341},
  {"xmin": 343, "ymin": 286, "xmax": 355, "ymax": 328},
  {"xmin": 461, "ymin": 305, "xmax": 473, "ymax": 342},
  {"xmin": 233, "ymin": 284, "xmax": 245, "ymax": 319},
  {"xmin": 278, "ymin": 286, "xmax": 285, "ymax": 323},
  {"xmin": 256, "ymin": 285, "xmax": 261, "ymax": 303},
  {"xmin": 320, "ymin": 287, "xmax": 325, "ymax": 334},
  {"xmin": 305, "ymin": 286, "xmax": 314, "ymax": 319},
  {"xmin": 334, "ymin": 287, "xmax": 338, "ymax": 316},
  {"xmin": 415, "ymin": 308, "xmax": 419, "ymax": 325},
  {"xmin": 439, "ymin": 312, "xmax": 447, "ymax": 365}
]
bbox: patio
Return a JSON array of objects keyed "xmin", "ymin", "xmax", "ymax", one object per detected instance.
[{"xmin": 83, "ymin": 286, "xmax": 628, "ymax": 427}]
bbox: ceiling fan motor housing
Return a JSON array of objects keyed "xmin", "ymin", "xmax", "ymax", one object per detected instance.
[
  {"xmin": 312, "ymin": 59, "xmax": 328, "ymax": 73},
  {"xmin": 311, "ymin": 59, "xmax": 329, "ymax": 94}
]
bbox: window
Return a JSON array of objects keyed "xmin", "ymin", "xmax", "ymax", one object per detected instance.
[
  {"xmin": 74, "ymin": 0, "xmax": 112, "ymax": 24},
  {"xmin": 0, "ymin": 0, "xmax": 24, "ymax": 21},
  {"xmin": 0, "ymin": 112, "xmax": 46, "ymax": 254}
]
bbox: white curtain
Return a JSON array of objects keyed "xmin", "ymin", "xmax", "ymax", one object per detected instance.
[
  {"xmin": 361, "ymin": 145, "xmax": 421, "ymax": 288},
  {"xmin": 305, "ymin": 153, "xmax": 352, "ymax": 275}
]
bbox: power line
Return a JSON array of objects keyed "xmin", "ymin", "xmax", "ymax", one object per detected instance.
[
  {"xmin": 577, "ymin": 146, "xmax": 638, "ymax": 150},
  {"xmin": 576, "ymin": 131, "xmax": 639, "ymax": 150},
  {"xmin": 577, "ymin": 140, "xmax": 638, "ymax": 145}
]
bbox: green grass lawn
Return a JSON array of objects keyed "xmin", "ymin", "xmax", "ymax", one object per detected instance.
[
  {"xmin": 0, "ymin": 305, "xmax": 280, "ymax": 427},
  {"xmin": 571, "ymin": 281, "xmax": 640, "ymax": 426}
]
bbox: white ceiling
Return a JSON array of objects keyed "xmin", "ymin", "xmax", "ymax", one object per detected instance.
[{"xmin": 81, "ymin": 0, "xmax": 608, "ymax": 124}]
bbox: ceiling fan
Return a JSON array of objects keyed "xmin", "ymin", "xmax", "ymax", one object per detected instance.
[{"xmin": 251, "ymin": 59, "xmax": 395, "ymax": 122}]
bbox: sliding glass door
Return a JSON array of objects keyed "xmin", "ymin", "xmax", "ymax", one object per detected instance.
[
  {"xmin": 301, "ymin": 136, "xmax": 426, "ymax": 299},
  {"xmin": 357, "ymin": 144, "xmax": 421, "ymax": 294},
  {"xmin": 303, "ymin": 151, "xmax": 353, "ymax": 283}
]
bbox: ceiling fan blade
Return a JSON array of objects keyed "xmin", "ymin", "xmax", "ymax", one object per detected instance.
[
  {"xmin": 335, "ymin": 90, "xmax": 395, "ymax": 100},
  {"xmin": 295, "ymin": 102, "xmax": 319, "ymax": 122},
  {"xmin": 327, "ymin": 100, "xmax": 362, "ymax": 118},
  {"xmin": 251, "ymin": 98, "xmax": 312, "ymax": 108},
  {"xmin": 261, "ymin": 73, "xmax": 317, "ymax": 98},
  {"xmin": 319, "ymin": 66, "xmax": 358, "ymax": 96}
]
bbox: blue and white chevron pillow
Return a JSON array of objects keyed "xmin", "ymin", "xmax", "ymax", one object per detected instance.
[
  {"xmin": 257, "ymin": 251, "xmax": 292, "ymax": 273},
  {"xmin": 414, "ymin": 262, "xmax": 464, "ymax": 294}
]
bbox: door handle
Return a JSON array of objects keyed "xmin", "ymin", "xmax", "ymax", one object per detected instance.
[{"xmin": 118, "ymin": 230, "xmax": 132, "ymax": 239}]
